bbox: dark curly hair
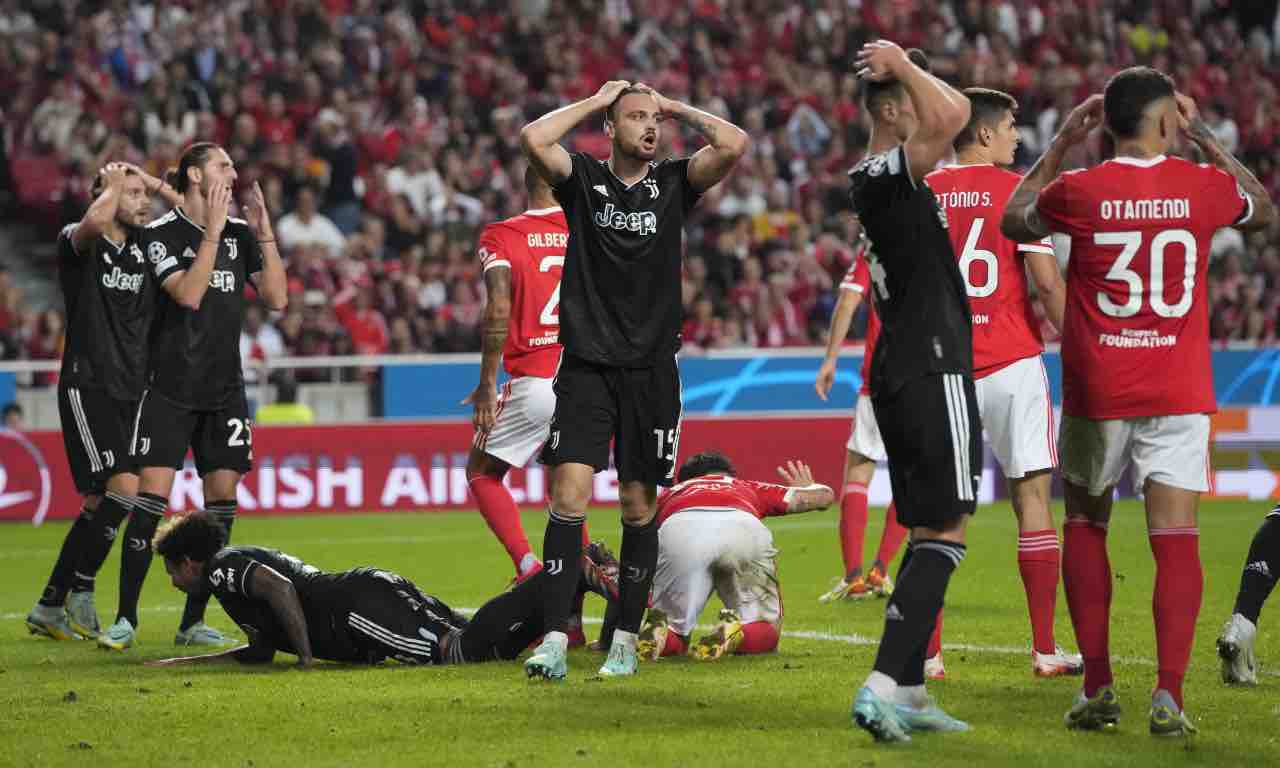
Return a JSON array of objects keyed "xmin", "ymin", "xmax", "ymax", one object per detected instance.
[
  {"xmin": 154, "ymin": 511, "xmax": 227, "ymax": 563},
  {"xmin": 676, "ymin": 450, "xmax": 737, "ymax": 483}
]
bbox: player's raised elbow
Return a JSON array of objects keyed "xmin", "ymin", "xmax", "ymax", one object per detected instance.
[
  {"xmin": 724, "ymin": 126, "xmax": 750, "ymax": 159},
  {"xmin": 519, "ymin": 123, "xmax": 545, "ymax": 155}
]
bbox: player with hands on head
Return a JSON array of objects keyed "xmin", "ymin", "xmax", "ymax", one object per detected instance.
[
  {"xmin": 1001, "ymin": 70, "xmax": 1274, "ymax": 736},
  {"xmin": 519, "ymin": 78, "xmax": 747, "ymax": 680}
]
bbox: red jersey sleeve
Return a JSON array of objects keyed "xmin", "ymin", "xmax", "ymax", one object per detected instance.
[
  {"xmin": 478, "ymin": 225, "xmax": 510, "ymax": 272},
  {"xmin": 1036, "ymin": 172, "xmax": 1087, "ymax": 237},
  {"xmin": 744, "ymin": 480, "xmax": 792, "ymax": 518},
  {"xmin": 1197, "ymin": 164, "xmax": 1253, "ymax": 230},
  {"xmin": 840, "ymin": 250, "xmax": 870, "ymax": 294}
]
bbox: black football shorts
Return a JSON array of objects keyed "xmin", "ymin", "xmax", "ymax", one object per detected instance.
[
  {"xmin": 58, "ymin": 385, "xmax": 139, "ymax": 495},
  {"xmin": 540, "ymin": 352, "xmax": 682, "ymax": 487},
  {"xmin": 873, "ymin": 372, "xmax": 982, "ymax": 529},
  {"xmin": 129, "ymin": 388, "xmax": 253, "ymax": 476}
]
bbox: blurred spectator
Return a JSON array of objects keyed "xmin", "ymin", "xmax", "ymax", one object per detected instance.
[
  {"xmin": 240, "ymin": 303, "xmax": 286, "ymax": 385},
  {"xmin": 276, "ymin": 185, "xmax": 346, "ymax": 258}
]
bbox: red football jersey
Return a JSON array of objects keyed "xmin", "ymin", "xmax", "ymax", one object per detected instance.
[
  {"xmin": 478, "ymin": 207, "xmax": 567, "ymax": 378},
  {"xmin": 1036, "ymin": 155, "xmax": 1252, "ymax": 418},
  {"xmin": 839, "ymin": 244, "xmax": 881, "ymax": 396},
  {"xmin": 926, "ymin": 164, "xmax": 1054, "ymax": 377},
  {"xmin": 656, "ymin": 474, "xmax": 792, "ymax": 527}
]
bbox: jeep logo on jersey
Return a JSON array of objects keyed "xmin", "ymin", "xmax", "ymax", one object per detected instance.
[
  {"xmin": 593, "ymin": 203, "xmax": 657, "ymax": 236},
  {"xmin": 0, "ymin": 429, "xmax": 52, "ymax": 525},
  {"xmin": 209, "ymin": 270, "xmax": 236, "ymax": 292},
  {"xmin": 101, "ymin": 266, "xmax": 144, "ymax": 293}
]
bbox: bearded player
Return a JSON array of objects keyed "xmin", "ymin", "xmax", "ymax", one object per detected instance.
[
  {"xmin": 636, "ymin": 452, "xmax": 833, "ymax": 661},
  {"xmin": 1002, "ymin": 70, "xmax": 1275, "ymax": 735},
  {"xmin": 26, "ymin": 163, "xmax": 181, "ymax": 640},
  {"xmin": 521, "ymin": 81, "xmax": 747, "ymax": 679},
  {"xmin": 926, "ymin": 88, "xmax": 1082, "ymax": 679},
  {"xmin": 463, "ymin": 167, "xmax": 600, "ymax": 645}
]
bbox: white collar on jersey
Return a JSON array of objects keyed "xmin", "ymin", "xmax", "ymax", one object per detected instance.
[
  {"xmin": 524, "ymin": 207, "xmax": 562, "ymax": 215},
  {"xmin": 175, "ymin": 206, "xmax": 205, "ymax": 231},
  {"xmin": 600, "ymin": 157, "xmax": 656, "ymax": 191},
  {"xmin": 1108, "ymin": 154, "xmax": 1168, "ymax": 167}
]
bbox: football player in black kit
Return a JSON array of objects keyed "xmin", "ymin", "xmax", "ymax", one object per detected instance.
[
  {"xmin": 519, "ymin": 80, "xmax": 747, "ymax": 679},
  {"xmin": 26, "ymin": 162, "xmax": 182, "ymax": 641},
  {"xmin": 98, "ymin": 142, "xmax": 287, "ymax": 651},
  {"xmin": 840, "ymin": 42, "xmax": 978, "ymax": 742},
  {"xmin": 143, "ymin": 512, "xmax": 619, "ymax": 669}
]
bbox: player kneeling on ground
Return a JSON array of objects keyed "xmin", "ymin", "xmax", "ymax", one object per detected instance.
[
  {"xmin": 636, "ymin": 452, "xmax": 833, "ymax": 661},
  {"xmin": 144, "ymin": 512, "xmax": 619, "ymax": 668}
]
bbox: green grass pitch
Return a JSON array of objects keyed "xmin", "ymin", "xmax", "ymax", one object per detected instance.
[{"xmin": 3, "ymin": 500, "xmax": 1279, "ymax": 767}]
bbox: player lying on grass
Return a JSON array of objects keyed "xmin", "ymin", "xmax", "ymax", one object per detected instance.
[
  {"xmin": 635, "ymin": 452, "xmax": 834, "ymax": 661},
  {"xmin": 144, "ymin": 512, "xmax": 619, "ymax": 668},
  {"xmin": 1218, "ymin": 501, "xmax": 1280, "ymax": 686}
]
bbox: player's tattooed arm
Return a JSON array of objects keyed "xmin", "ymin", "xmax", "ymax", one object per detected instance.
[
  {"xmin": 1002, "ymin": 94, "xmax": 1103, "ymax": 242},
  {"xmin": 646, "ymin": 88, "xmax": 749, "ymax": 192},
  {"xmin": 778, "ymin": 460, "xmax": 835, "ymax": 513},
  {"xmin": 249, "ymin": 565, "xmax": 315, "ymax": 668},
  {"xmin": 72, "ymin": 163, "xmax": 128, "ymax": 254},
  {"xmin": 1178, "ymin": 94, "xmax": 1276, "ymax": 232},
  {"xmin": 463, "ymin": 265, "xmax": 511, "ymax": 434},
  {"xmin": 521, "ymin": 80, "xmax": 632, "ymax": 185}
]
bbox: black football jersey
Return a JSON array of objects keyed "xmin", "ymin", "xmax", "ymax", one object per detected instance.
[
  {"xmin": 848, "ymin": 145, "xmax": 973, "ymax": 395},
  {"xmin": 201, "ymin": 546, "xmax": 374, "ymax": 662},
  {"xmin": 141, "ymin": 207, "xmax": 262, "ymax": 409},
  {"xmin": 57, "ymin": 225, "xmax": 154, "ymax": 400},
  {"xmin": 553, "ymin": 152, "xmax": 702, "ymax": 367}
]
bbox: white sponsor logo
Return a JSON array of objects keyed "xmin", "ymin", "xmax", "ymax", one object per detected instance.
[
  {"xmin": 973, "ymin": 314, "xmax": 990, "ymax": 325},
  {"xmin": 885, "ymin": 603, "xmax": 903, "ymax": 621},
  {"xmin": 593, "ymin": 203, "xmax": 657, "ymax": 235},
  {"xmin": 130, "ymin": 244, "xmax": 145, "ymax": 264},
  {"xmin": 545, "ymin": 559, "xmax": 563, "ymax": 576},
  {"xmin": 643, "ymin": 178, "xmax": 659, "ymax": 199},
  {"xmin": 593, "ymin": 184, "xmax": 610, "ymax": 197},
  {"xmin": 1098, "ymin": 328, "xmax": 1177, "ymax": 348},
  {"xmin": 0, "ymin": 429, "xmax": 52, "ymax": 525},
  {"xmin": 225, "ymin": 238, "xmax": 238, "ymax": 260},
  {"xmin": 128, "ymin": 537, "xmax": 148, "ymax": 552},
  {"xmin": 209, "ymin": 270, "xmax": 236, "ymax": 292},
  {"xmin": 147, "ymin": 242, "xmax": 167, "ymax": 264},
  {"xmin": 0, "ymin": 464, "xmax": 35, "ymax": 510},
  {"xmin": 101, "ymin": 266, "xmax": 144, "ymax": 293}
]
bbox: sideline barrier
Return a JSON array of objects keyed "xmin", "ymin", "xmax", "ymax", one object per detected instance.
[{"xmin": 4, "ymin": 407, "xmax": 1280, "ymax": 523}]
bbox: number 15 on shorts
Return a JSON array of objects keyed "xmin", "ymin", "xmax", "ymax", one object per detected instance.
[{"xmin": 654, "ymin": 428, "xmax": 676, "ymax": 460}]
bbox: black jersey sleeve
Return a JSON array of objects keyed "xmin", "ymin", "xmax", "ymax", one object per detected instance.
[
  {"xmin": 661, "ymin": 156, "xmax": 704, "ymax": 215},
  {"xmin": 143, "ymin": 224, "xmax": 186, "ymax": 284},
  {"xmin": 551, "ymin": 152, "xmax": 587, "ymax": 212},
  {"xmin": 58, "ymin": 224, "xmax": 82, "ymax": 260},
  {"xmin": 204, "ymin": 549, "xmax": 263, "ymax": 600},
  {"xmin": 847, "ymin": 144, "xmax": 916, "ymax": 220}
]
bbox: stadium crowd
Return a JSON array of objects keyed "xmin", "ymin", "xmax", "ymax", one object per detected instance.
[{"xmin": 3, "ymin": 0, "xmax": 1280, "ymax": 374}]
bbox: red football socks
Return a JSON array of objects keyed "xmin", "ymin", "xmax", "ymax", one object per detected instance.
[
  {"xmin": 1063, "ymin": 519, "xmax": 1113, "ymax": 696},
  {"xmin": 469, "ymin": 475, "xmax": 532, "ymax": 575},
  {"xmin": 1150, "ymin": 527, "xmax": 1202, "ymax": 710},
  {"xmin": 738, "ymin": 621, "xmax": 781, "ymax": 654},
  {"xmin": 874, "ymin": 501, "xmax": 909, "ymax": 569},
  {"xmin": 1018, "ymin": 529, "xmax": 1061, "ymax": 655},
  {"xmin": 840, "ymin": 483, "xmax": 869, "ymax": 577}
]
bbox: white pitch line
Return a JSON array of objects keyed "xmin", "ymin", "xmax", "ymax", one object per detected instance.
[{"xmin": 8, "ymin": 604, "xmax": 1276, "ymax": 678}]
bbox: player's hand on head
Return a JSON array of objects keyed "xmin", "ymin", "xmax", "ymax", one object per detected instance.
[
  {"xmin": 1056, "ymin": 94, "xmax": 1104, "ymax": 146},
  {"xmin": 1174, "ymin": 92, "xmax": 1203, "ymax": 138},
  {"xmin": 596, "ymin": 80, "xmax": 632, "ymax": 106},
  {"xmin": 100, "ymin": 162, "xmax": 128, "ymax": 187},
  {"xmin": 461, "ymin": 384, "xmax": 498, "ymax": 433},
  {"xmin": 815, "ymin": 360, "xmax": 836, "ymax": 400},
  {"xmin": 855, "ymin": 40, "xmax": 908, "ymax": 82}
]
